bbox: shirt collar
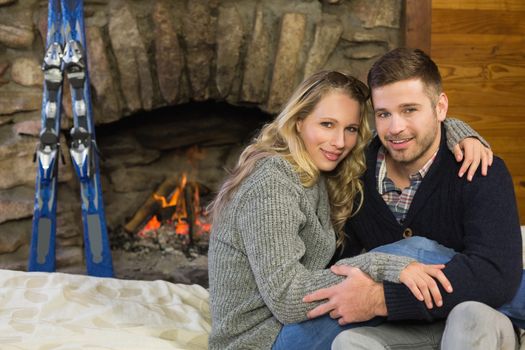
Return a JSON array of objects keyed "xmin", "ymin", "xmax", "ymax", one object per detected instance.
[{"xmin": 376, "ymin": 146, "xmax": 438, "ymax": 193}]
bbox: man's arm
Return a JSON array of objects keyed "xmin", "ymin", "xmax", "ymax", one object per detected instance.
[
  {"xmin": 305, "ymin": 158, "xmax": 521, "ymax": 323},
  {"xmin": 304, "ymin": 261, "xmax": 452, "ymax": 324},
  {"xmin": 384, "ymin": 158, "xmax": 522, "ymax": 321}
]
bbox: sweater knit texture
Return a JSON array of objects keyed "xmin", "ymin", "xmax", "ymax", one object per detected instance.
[
  {"xmin": 208, "ymin": 156, "xmax": 414, "ymax": 349},
  {"xmin": 343, "ymin": 125, "xmax": 523, "ymax": 322}
]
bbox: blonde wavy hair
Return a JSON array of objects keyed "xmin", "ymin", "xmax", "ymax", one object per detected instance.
[{"xmin": 209, "ymin": 71, "xmax": 372, "ymax": 247}]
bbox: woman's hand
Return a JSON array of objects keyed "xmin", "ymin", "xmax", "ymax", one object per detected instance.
[
  {"xmin": 453, "ymin": 137, "xmax": 493, "ymax": 181},
  {"xmin": 399, "ymin": 262, "xmax": 453, "ymax": 309}
]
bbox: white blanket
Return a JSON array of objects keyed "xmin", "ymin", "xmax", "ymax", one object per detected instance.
[{"xmin": 0, "ymin": 269, "xmax": 210, "ymax": 350}]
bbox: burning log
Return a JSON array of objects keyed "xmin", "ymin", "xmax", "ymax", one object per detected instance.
[
  {"xmin": 123, "ymin": 175, "xmax": 182, "ymax": 233},
  {"xmin": 124, "ymin": 172, "xmax": 212, "ymax": 256},
  {"xmin": 184, "ymin": 184, "xmax": 194, "ymax": 247}
]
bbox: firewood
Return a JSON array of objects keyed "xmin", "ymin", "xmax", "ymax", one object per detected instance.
[{"xmin": 123, "ymin": 175, "xmax": 181, "ymax": 233}]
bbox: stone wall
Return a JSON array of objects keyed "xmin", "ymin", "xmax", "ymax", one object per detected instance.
[{"xmin": 0, "ymin": 0, "xmax": 403, "ymax": 272}]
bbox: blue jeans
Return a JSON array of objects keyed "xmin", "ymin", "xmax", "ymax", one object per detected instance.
[
  {"xmin": 272, "ymin": 315, "xmax": 384, "ymax": 350},
  {"xmin": 372, "ymin": 236, "xmax": 525, "ymax": 329},
  {"xmin": 273, "ymin": 237, "xmax": 525, "ymax": 349}
]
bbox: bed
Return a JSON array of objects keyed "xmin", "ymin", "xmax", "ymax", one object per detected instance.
[
  {"xmin": 0, "ymin": 270, "xmax": 210, "ymax": 349},
  {"xmin": 0, "ymin": 227, "xmax": 523, "ymax": 349}
]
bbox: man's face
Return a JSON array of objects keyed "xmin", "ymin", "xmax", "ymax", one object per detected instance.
[{"xmin": 372, "ymin": 78, "xmax": 448, "ymax": 172}]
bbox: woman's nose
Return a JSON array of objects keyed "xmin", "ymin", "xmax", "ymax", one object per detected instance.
[{"xmin": 330, "ymin": 129, "xmax": 345, "ymax": 148}]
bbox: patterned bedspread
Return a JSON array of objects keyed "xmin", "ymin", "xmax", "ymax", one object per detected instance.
[{"xmin": 0, "ymin": 269, "xmax": 210, "ymax": 349}]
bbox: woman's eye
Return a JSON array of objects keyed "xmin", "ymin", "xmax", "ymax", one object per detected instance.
[
  {"xmin": 320, "ymin": 122, "xmax": 333, "ymax": 128},
  {"xmin": 346, "ymin": 126, "xmax": 358, "ymax": 133}
]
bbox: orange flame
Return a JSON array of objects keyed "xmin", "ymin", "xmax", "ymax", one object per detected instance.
[
  {"xmin": 195, "ymin": 218, "xmax": 211, "ymax": 237},
  {"xmin": 139, "ymin": 215, "xmax": 161, "ymax": 236},
  {"xmin": 175, "ymin": 220, "xmax": 189, "ymax": 235},
  {"xmin": 139, "ymin": 173, "xmax": 212, "ymax": 238}
]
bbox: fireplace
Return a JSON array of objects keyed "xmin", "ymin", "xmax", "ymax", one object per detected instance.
[
  {"xmin": 99, "ymin": 102, "xmax": 271, "ymax": 286},
  {"xmin": 0, "ymin": 0, "xmax": 403, "ymax": 286}
]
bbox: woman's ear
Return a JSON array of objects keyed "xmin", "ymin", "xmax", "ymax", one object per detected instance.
[{"xmin": 296, "ymin": 119, "xmax": 303, "ymax": 134}]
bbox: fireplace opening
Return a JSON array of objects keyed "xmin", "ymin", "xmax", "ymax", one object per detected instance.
[{"xmin": 94, "ymin": 101, "xmax": 273, "ymax": 287}]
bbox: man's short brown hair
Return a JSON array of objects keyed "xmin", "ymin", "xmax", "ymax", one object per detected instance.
[{"xmin": 367, "ymin": 48, "xmax": 443, "ymax": 106}]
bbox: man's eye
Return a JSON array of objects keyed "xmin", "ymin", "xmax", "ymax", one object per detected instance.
[
  {"xmin": 376, "ymin": 112, "xmax": 390, "ymax": 118},
  {"xmin": 404, "ymin": 108, "xmax": 417, "ymax": 114}
]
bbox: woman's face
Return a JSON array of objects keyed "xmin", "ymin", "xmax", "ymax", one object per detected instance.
[{"xmin": 296, "ymin": 91, "xmax": 361, "ymax": 172}]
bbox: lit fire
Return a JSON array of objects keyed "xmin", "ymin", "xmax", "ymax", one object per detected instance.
[
  {"xmin": 139, "ymin": 215, "xmax": 161, "ymax": 237},
  {"xmin": 139, "ymin": 173, "xmax": 211, "ymax": 241}
]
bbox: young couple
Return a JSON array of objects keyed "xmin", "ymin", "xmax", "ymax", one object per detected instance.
[{"xmin": 208, "ymin": 48, "xmax": 524, "ymax": 350}]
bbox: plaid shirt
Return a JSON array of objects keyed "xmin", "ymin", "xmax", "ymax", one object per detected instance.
[{"xmin": 376, "ymin": 147, "xmax": 437, "ymax": 223}]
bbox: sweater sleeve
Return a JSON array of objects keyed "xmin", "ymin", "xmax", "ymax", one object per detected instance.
[
  {"xmin": 383, "ymin": 158, "xmax": 523, "ymax": 321},
  {"xmin": 336, "ymin": 252, "xmax": 414, "ymax": 283},
  {"xmin": 237, "ymin": 173, "xmax": 413, "ymax": 324},
  {"xmin": 443, "ymin": 117, "xmax": 490, "ymax": 151}
]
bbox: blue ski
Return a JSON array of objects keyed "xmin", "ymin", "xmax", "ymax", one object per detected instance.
[
  {"xmin": 29, "ymin": 0, "xmax": 63, "ymax": 273},
  {"xmin": 29, "ymin": 0, "xmax": 113, "ymax": 277}
]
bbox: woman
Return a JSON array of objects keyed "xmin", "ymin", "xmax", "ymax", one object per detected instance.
[{"xmin": 208, "ymin": 71, "xmax": 483, "ymax": 349}]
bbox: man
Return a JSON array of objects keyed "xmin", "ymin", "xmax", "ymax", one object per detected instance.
[{"xmin": 304, "ymin": 48, "xmax": 523, "ymax": 349}]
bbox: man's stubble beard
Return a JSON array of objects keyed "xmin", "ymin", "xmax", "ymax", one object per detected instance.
[{"xmin": 386, "ymin": 121, "xmax": 440, "ymax": 166}]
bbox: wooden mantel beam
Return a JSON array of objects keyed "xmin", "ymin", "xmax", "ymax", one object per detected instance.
[{"xmin": 403, "ymin": 0, "xmax": 432, "ymax": 54}]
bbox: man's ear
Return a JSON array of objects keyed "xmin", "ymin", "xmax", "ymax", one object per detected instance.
[{"xmin": 436, "ymin": 92, "xmax": 448, "ymax": 122}]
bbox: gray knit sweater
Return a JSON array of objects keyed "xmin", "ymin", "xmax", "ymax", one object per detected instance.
[
  {"xmin": 208, "ymin": 118, "xmax": 484, "ymax": 349},
  {"xmin": 208, "ymin": 156, "xmax": 414, "ymax": 349}
]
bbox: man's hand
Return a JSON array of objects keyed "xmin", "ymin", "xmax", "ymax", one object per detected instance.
[
  {"xmin": 303, "ymin": 265, "xmax": 387, "ymax": 325},
  {"xmin": 453, "ymin": 137, "xmax": 493, "ymax": 181}
]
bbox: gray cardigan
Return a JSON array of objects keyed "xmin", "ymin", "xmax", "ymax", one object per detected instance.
[{"xmin": 208, "ymin": 156, "xmax": 413, "ymax": 349}]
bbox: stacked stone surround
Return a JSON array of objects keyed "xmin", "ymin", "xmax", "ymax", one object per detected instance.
[{"xmin": 0, "ymin": 0, "xmax": 402, "ymax": 272}]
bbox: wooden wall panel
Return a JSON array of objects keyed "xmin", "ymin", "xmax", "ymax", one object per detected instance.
[
  {"xmin": 443, "ymin": 82, "xmax": 525, "ymax": 107},
  {"xmin": 433, "ymin": 10, "xmax": 525, "ymax": 35},
  {"xmin": 438, "ymin": 63, "xmax": 525, "ymax": 83},
  {"xmin": 433, "ymin": 0, "xmax": 525, "ymax": 11},
  {"xmin": 432, "ymin": 34, "xmax": 525, "ymax": 62},
  {"xmin": 431, "ymin": 0, "xmax": 525, "ymax": 223}
]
